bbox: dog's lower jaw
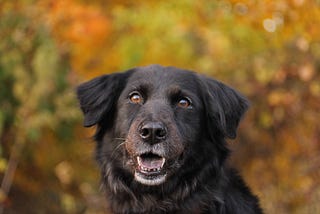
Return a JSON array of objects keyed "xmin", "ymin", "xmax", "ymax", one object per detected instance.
[{"xmin": 134, "ymin": 171, "xmax": 167, "ymax": 186}]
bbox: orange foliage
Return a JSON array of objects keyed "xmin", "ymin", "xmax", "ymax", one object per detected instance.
[{"xmin": 40, "ymin": 0, "xmax": 112, "ymax": 78}]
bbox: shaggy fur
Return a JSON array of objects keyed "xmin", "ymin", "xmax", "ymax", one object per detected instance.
[{"xmin": 77, "ymin": 65, "xmax": 262, "ymax": 214}]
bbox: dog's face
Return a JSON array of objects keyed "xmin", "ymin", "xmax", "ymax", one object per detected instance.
[
  {"xmin": 77, "ymin": 65, "xmax": 248, "ymax": 187},
  {"xmin": 114, "ymin": 68, "xmax": 204, "ymax": 185}
]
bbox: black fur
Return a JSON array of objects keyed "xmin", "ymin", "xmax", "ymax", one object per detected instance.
[{"xmin": 77, "ymin": 65, "xmax": 262, "ymax": 214}]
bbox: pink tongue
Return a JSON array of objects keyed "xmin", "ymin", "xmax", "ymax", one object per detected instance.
[{"xmin": 138, "ymin": 157, "xmax": 164, "ymax": 169}]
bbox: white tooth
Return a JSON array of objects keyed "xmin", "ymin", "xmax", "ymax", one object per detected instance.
[{"xmin": 161, "ymin": 158, "xmax": 165, "ymax": 168}]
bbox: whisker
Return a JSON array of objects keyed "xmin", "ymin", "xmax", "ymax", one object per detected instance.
[
  {"xmin": 109, "ymin": 141, "xmax": 126, "ymax": 161},
  {"xmin": 113, "ymin": 137, "xmax": 126, "ymax": 141}
]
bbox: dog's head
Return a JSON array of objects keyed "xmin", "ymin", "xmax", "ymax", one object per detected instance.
[{"xmin": 77, "ymin": 65, "xmax": 249, "ymax": 186}]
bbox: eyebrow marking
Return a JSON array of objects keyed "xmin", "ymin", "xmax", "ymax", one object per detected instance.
[
  {"xmin": 129, "ymin": 82, "xmax": 152, "ymax": 91},
  {"xmin": 167, "ymin": 85, "xmax": 182, "ymax": 97}
]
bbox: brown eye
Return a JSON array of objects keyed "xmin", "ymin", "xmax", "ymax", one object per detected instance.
[
  {"xmin": 129, "ymin": 92, "xmax": 143, "ymax": 104},
  {"xmin": 177, "ymin": 97, "xmax": 191, "ymax": 108}
]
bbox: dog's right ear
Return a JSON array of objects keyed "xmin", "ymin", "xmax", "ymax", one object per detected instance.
[{"xmin": 76, "ymin": 70, "xmax": 134, "ymax": 127}]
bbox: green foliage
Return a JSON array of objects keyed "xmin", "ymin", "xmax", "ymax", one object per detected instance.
[{"xmin": 0, "ymin": 1, "xmax": 87, "ymax": 213}]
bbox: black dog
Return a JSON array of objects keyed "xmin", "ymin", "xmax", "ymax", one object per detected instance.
[{"xmin": 77, "ymin": 65, "xmax": 262, "ymax": 214}]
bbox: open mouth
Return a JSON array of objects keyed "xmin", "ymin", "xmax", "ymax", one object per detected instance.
[{"xmin": 134, "ymin": 153, "xmax": 167, "ymax": 186}]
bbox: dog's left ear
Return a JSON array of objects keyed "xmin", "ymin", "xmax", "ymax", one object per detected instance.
[
  {"xmin": 199, "ymin": 75, "xmax": 249, "ymax": 139},
  {"xmin": 77, "ymin": 70, "xmax": 134, "ymax": 127}
]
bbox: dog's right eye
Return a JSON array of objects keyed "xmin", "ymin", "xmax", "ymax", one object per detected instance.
[
  {"xmin": 129, "ymin": 92, "xmax": 143, "ymax": 104},
  {"xmin": 177, "ymin": 97, "xmax": 192, "ymax": 109}
]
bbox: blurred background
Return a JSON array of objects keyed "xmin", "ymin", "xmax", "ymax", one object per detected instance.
[{"xmin": 0, "ymin": 0, "xmax": 319, "ymax": 213}]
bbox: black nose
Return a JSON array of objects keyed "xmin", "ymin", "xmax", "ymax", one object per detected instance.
[{"xmin": 139, "ymin": 122, "xmax": 167, "ymax": 143}]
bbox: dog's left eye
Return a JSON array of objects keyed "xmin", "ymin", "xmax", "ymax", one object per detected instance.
[
  {"xmin": 129, "ymin": 92, "xmax": 143, "ymax": 104},
  {"xmin": 177, "ymin": 97, "xmax": 192, "ymax": 108}
]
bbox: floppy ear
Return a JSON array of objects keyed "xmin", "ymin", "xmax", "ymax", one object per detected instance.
[
  {"xmin": 77, "ymin": 70, "xmax": 133, "ymax": 127},
  {"xmin": 200, "ymin": 75, "xmax": 249, "ymax": 139}
]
